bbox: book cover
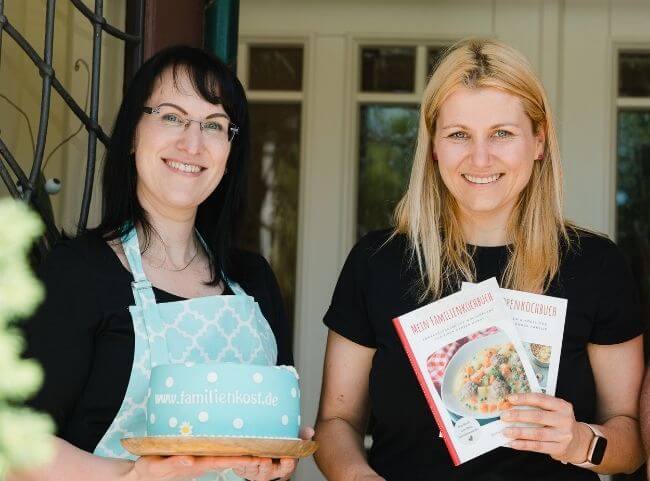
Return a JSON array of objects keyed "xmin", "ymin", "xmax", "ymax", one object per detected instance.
[
  {"xmin": 462, "ymin": 283, "xmax": 567, "ymax": 395},
  {"xmin": 393, "ymin": 277, "xmax": 541, "ymax": 465}
]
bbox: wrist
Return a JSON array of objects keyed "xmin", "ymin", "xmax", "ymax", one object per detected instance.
[
  {"xmin": 568, "ymin": 421, "xmax": 594, "ymax": 464},
  {"xmin": 570, "ymin": 422, "xmax": 608, "ymax": 468}
]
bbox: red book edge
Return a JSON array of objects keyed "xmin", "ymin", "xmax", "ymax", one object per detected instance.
[{"xmin": 392, "ymin": 316, "xmax": 461, "ymax": 466}]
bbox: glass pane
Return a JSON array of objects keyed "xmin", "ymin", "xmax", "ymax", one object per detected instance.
[
  {"xmin": 240, "ymin": 103, "xmax": 301, "ymax": 346},
  {"xmin": 361, "ymin": 47, "xmax": 415, "ymax": 93},
  {"xmin": 427, "ymin": 46, "xmax": 447, "ymax": 78},
  {"xmin": 616, "ymin": 110, "xmax": 650, "ymax": 342},
  {"xmin": 618, "ymin": 52, "xmax": 650, "ymax": 97},
  {"xmin": 248, "ymin": 46, "xmax": 303, "ymax": 91},
  {"xmin": 357, "ymin": 105, "xmax": 419, "ymax": 238}
]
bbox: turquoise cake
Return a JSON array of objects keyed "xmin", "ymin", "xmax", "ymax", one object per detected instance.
[{"xmin": 147, "ymin": 362, "xmax": 301, "ymax": 439}]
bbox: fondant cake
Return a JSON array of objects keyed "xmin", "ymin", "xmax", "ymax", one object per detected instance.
[{"xmin": 147, "ymin": 362, "xmax": 301, "ymax": 439}]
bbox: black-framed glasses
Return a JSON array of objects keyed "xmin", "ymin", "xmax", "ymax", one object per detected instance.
[{"xmin": 143, "ymin": 105, "xmax": 239, "ymax": 143}]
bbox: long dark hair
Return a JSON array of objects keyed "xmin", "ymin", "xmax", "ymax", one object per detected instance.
[{"xmin": 94, "ymin": 45, "xmax": 250, "ymax": 285}]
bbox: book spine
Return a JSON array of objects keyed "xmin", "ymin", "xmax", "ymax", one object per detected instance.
[{"xmin": 392, "ymin": 317, "xmax": 461, "ymax": 466}]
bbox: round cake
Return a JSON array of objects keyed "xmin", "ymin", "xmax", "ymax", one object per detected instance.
[{"xmin": 146, "ymin": 362, "xmax": 301, "ymax": 439}]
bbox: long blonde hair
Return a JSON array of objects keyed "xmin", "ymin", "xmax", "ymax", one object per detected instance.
[{"xmin": 394, "ymin": 38, "xmax": 571, "ymax": 300}]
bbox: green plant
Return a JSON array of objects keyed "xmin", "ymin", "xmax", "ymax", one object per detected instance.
[{"xmin": 0, "ymin": 199, "xmax": 54, "ymax": 475}]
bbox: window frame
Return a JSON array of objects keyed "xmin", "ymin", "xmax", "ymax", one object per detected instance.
[
  {"xmin": 611, "ymin": 44, "xmax": 650, "ymax": 242},
  {"xmin": 348, "ymin": 37, "xmax": 453, "ymax": 243},
  {"xmin": 236, "ymin": 37, "xmax": 310, "ymax": 343}
]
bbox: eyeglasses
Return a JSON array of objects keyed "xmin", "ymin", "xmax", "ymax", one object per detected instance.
[{"xmin": 143, "ymin": 105, "xmax": 239, "ymax": 143}]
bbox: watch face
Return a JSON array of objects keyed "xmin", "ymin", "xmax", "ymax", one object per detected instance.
[{"xmin": 590, "ymin": 436, "xmax": 608, "ymax": 465}]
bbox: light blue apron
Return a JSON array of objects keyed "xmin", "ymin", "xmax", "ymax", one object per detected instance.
[{"xmin": 93, "ymin": 226, "xmax": 278, "ymax": 481}]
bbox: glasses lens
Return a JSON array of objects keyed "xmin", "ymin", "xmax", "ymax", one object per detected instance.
[
  {"xmin": 151, "ymin": 106, "xmax": 235, "ymax": 143},
  {"xmin": 202, "ymin": 118, "xmax": 230, "ymax": 142},
  {"xmin": 156, "ymin": 107, "xmax": 186, "ymax": 127}
]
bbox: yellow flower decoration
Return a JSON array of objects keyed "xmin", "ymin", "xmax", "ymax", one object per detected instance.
[{"xmin": 179, "ymin": 422, "xmax": 193, "ymax": 436}]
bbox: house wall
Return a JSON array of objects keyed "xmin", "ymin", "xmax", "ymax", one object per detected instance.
[
  {"xmin": 238, "ymin": 1, "xmax": 650, "ymax": 480},
  {"xmin": 0, "ymin": 0, "xmax": 126, "ymax": 231}
]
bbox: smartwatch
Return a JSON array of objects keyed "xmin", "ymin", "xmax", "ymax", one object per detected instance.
[{"xmin": 572, "ymin": 422, "xmax": 607, "ymax": 468}]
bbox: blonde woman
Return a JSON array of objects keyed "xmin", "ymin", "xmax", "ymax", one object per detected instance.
[{"xmin": 314, "ymin": 38, "xmax": 644, "ymax": 481}]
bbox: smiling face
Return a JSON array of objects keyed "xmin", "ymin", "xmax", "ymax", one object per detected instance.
[
  {"xmin": 433, "ymin": 87, "xmax": 545, "ymax": 226},
  {"xmin": 133, "ymin": 68, "xmax": 232, "ymax": 217}
]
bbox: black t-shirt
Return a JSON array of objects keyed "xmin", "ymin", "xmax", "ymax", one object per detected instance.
[
  {"xmin": 324, "ymin": 229, "xmax": 644, "ymax": 481},
  {"xmin": 24, "ymin": 231, "xmax": 293, "ymax": 453}
]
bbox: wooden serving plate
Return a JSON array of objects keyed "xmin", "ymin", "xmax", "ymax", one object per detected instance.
[{"xmin": 121, "ymin": 436, "xmax": 318, "ymax": 459}]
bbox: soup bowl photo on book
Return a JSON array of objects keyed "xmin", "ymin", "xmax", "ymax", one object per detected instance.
[
  {"xmin": 440, "ymin": 331, "xmax": 531, "ymax": 423},
  {"xmin": 527, "ymin": 342, "xmax": 551, "ymax": 368}
]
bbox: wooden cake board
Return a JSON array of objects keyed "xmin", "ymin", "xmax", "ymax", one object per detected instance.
[{"xmin": 121, "ymin": 436, "xmax": 318, "ymax": 459}]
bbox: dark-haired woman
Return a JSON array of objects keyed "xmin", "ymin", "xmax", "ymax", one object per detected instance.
[{"xmin": 12, "ymin": 46, "xmax": 304, "ymax": 481}]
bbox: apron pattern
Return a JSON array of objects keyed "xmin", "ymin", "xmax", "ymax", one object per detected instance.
[
  {"xmin": 145, "ymin": 298, "xmax": 276, "ymax": 366},
  {"xmin": 93, "ymin": 227, "xmax": 278, "ymax": 481},
  {"xmin": 93, "ymin": 306, "xmax": 150, "ymax": 459}
]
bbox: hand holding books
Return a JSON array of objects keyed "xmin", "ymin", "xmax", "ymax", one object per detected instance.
[
  {"xmin": 393, "ymin": 277, "xmax": 568, "ymax": 465},
  {"xmin": 501, "ymin": 392, "xmax": 596, "ymax": 465}
]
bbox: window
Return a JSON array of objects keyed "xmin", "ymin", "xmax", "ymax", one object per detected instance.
[
  {"xmin": 356, "ymin": 43, "xmax": 449, "ymax": 238},
  {"xmin": 248, "ymin": 46, "xmax": 303, "ymax": 91},
  {"xmin": 240, "ymin": 44, "xmax": 304, "ymax": 347},
  {"xmin": 361, "ymin": 47, "xmax": 416, "ymax": 93},
  {"xmin": 615, "ymin": 49, "xmax": 650, "ymax": 333}
]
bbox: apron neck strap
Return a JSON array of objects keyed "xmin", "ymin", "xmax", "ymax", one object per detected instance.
[
  {"xmin": 120, "ymin": 226, "xmax": 148, "ymax": 284},
  {"xmin": 121, "ymin": 225, "xmax": 169, "ymax": 366}
]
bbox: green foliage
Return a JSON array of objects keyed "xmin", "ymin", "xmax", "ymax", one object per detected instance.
[
  {"xmin": 357, "ymin": 105, "xmax": 419, "ymax": 237},
  {"xmin": 0, "ymin": 199, "xmax": 54, "ymax": 475}
]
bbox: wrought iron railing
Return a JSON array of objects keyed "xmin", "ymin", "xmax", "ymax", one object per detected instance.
[{"xmin": 0, "ymin": 0, "xmax": 143, "ymax": 257}]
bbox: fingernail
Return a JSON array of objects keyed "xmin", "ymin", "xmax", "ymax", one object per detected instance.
[{"xmin": 502, "ymin": 428, "xmax": 513, "ymax": 437}]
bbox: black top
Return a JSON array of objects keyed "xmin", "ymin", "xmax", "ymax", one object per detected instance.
[
  {"xmin": 324, "ymin": 229, "xmax": 644, "ymax": 481},
  {"xmin": 24, "ymin": 231, "xmax": 293, "ymax": 453}
]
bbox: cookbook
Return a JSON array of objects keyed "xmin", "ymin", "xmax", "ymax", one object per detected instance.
[
  {"xmin": 393, "ymin": 277, "xmax": 541, "ymax": 465},
  {"xmin": 462, "ymin": 283, "xmax": 567, "ymax": 395}
]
